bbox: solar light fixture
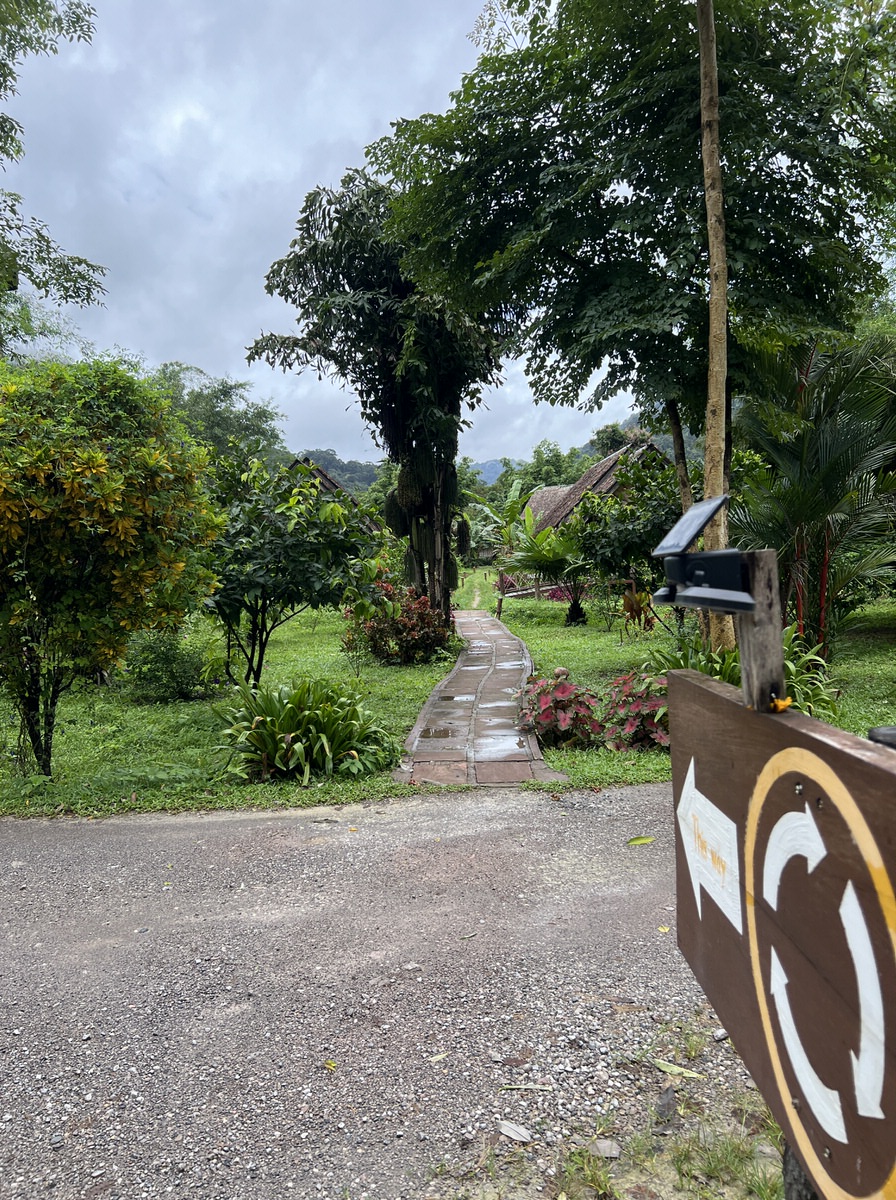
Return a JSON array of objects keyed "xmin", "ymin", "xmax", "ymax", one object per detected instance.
[{"xmin": 651, "ymin": 495, "xmax": 756, "ymax": 615}]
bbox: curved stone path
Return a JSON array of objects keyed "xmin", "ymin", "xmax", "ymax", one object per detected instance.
[{"xmin": 393, "ymin": 609, "xmax": 567, "ymax": 787}]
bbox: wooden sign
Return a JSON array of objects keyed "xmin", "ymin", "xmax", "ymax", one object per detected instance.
[{"xmin": 670, "ymin": 670, "xmax": 896, "ymax": 1200}]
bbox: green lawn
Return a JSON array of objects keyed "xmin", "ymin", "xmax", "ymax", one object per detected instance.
[
  {"xmin": 463, "ymin": 569, "xmax": 896, "ymax": 789},
  {"xmin": 3, "ymin": 572, "xmax": 895, "ymax": 817},
  {"xmin": 0, "ymin": 610, "xmax": 452, "ymax": 818}
]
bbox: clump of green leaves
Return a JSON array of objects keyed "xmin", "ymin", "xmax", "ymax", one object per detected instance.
[
  {"xmin": 648, "ymin": 624, "xmax": 840, "ymax": 721},
  {"xmin": 123, "ymin": 614, "xmax": 225, "ymax": 703},
  {"xmin": 219, "ymin": 677, "xmax": 399, "ymax": 783}
]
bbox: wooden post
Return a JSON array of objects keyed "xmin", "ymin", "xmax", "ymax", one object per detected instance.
[{"xmin": 735, "ymin": 549, "xmax": 784, "ymax": 711}]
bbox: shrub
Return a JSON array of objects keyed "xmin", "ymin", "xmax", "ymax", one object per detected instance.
[
  {"xmin": 123, "ymin": 615, "xmax": 225, "ymax": 703},
  {"xmin": 358, "ymin": 582, "xmax": 453, "ymax": 665},
  {"xmin": 598, "ymin": 671, "xmax": 670, "ymax": 750},
  {"xmin": 647, "ymin": 623, "xmax": 840, "ymax": 721},
  {"xmin": 649, "ymin": 635, "xmax": 741, "ymax": 687},
  {"xmin": 219, "ymin": 677, "xmax": 400, "ymax": 783},
  {"xmin": 519, "ymin": 669, "xmax": 670, "ymax": 752},
  {"xmin": 518, "ymin": 675, "xmax": 604, "ymax": 748}
]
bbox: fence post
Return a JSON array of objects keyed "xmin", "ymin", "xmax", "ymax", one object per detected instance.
[{"xmin": 735, "ymin": 549, "xmax": 784, "ymax": 711}]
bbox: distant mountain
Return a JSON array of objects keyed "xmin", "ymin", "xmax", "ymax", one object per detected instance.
[{"xmin": 471, "ymin": 459, "xmax": 513, "ymax": 485}]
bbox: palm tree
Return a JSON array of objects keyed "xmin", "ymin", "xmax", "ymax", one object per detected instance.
[
  {"xmin": 505, "ymin": 510, "xmax": 592, "ymax": 626},
  {"xmin": 468, "ymin": 480, "xmax": 539, "ymax": 618},
  {"xmin": 730, "ymin": 340, "xmax": 896, "ymax": 656}
]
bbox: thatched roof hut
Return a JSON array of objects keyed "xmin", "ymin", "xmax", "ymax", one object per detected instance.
[{"xmin": 527, "ymin": 443, "xmax": 667, "ymax": 533}]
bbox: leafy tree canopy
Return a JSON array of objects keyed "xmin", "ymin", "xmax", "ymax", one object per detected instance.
[
  {"xmin": 151, "ymin": 362, "xmax": 290, "ymax": 468},
  {"xmin": 248, "ymin": 168, "xmax": 503, "ymax": 619},
  {"xmin": 0, "ymin": 358, "xmax": 219, "ymax": 774},
  {"xmin": 207, "ymin": 453, "xmax": 387, "ymax": 685},
  {"xmin": 372, "ymin": 0, "xmax": 896, "ymax": 437},
  {"xmin": 0, "ymin": 3, "xmax": 106, "ymax": 305}
]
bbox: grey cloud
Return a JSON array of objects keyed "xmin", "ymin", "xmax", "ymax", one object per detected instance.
[{"xmin": 4, "ymin": 0, "xmax": 629, "ymax": 462}]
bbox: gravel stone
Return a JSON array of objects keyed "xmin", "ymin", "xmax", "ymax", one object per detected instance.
[{"xmin": 0, "ymin": 786, "xmax": 757, "ymax": 1199}]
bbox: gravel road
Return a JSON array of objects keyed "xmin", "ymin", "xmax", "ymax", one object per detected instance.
[{"xmin": 0, "ymin": 786, "xmax": 755, "ymax": 1200}]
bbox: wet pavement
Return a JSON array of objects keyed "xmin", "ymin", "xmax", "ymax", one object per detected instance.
[{"xmin": 393, "ymin": 610, "xmax": 567, "ymax": 787}]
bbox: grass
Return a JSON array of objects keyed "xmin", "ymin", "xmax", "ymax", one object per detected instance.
[
  {"xmin": 0, "ymin": 608, "xmax": 452, "ymax": 817},
  {"xmin": 827, "ymin": 601, "xmax": 896, "ymax": 735},
  {"xmin": 555, "ymin": 1085, "xmax": 786, "ymax": 1200},
  {"xmin": 3, "ymin": 571, "xmax": 896, "ymax": 817}
]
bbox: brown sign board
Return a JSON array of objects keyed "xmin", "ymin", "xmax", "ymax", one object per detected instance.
[{"xmin": 670, "ymin": 670, "xmax": 896, "ymax": 1200}]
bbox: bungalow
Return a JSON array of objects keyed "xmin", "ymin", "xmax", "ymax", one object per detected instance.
[{"xmin": 526, "ymin": 442, "xmax": 668, "ymax": 533}]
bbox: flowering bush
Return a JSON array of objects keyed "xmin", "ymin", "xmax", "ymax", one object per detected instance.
[
  {"xmin": 599, "ymin": 672, "xmax": 669, "ymax": 750},
  {"xmin": 354, "ymin": 581, "xmax": 453, "ymax": 665},
  {"xmin": 517, "ymin": 675, "xmax": 603, "ymax": 748}
]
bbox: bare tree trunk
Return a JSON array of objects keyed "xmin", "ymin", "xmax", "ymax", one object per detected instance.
[
  {"xmin": 665, "ymin": 395, "xmax": 694, "ymax": 512},
  {"xmin": 697, "ymin": 0, "xmax": 735, "ymax": 650},
  {"xmin": 429, "ymin": 468, "xmax": 452, "ymax": 623}
]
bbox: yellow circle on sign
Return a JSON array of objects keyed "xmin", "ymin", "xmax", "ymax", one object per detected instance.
[{"xmin": 745, "ymin": 747, "xmax": 896, "ymax": 1200}]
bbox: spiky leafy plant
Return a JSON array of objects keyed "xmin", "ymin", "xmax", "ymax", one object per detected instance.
[
  {"xmin": 648, "ymin": 624, "xmax": 840, "ymax": 722},
  {"xmin": 219, "ymin": 677, "xmax": 399, "ymax": 783}
]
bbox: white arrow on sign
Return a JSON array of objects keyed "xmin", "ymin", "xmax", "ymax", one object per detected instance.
[
  {"xmin": 840, "ymin": 880, "xmax": 886, "ymax": 1120},
  {"xmin": 762, "ymin": 806, "xmax": 886, "ymax": 1130},
  {"xmin": 770, "ymin": 948, "xmax": 848, "ymax": 1144},
  {"xmin": 762, "ymin": 802, "xmax": 826, "ymax": 911},
  {"xmin": 677, "ymin": 758, "xmax": 743, "ymax": 933}
]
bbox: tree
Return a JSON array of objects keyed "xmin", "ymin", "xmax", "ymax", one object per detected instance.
[
  {"xmin": 730, "ymin": 340, "xmax": 896, "ymax": 656},
  {"xmin": 151, "ymin": 362, "xmax": 290, "ymax": 468},
  {"xmin": 505, "ymin": 509, "xmax": 592, "ymax": 625},
  {"xmin": 0, "ymin": 290, "xmax": 93, "ymax": 360},
  {"xmin": 372, "ymin": 0, "xmax": 896, "ymax": 510},
  {"xmin": 0, "ymin": 3, "xmax": 105, "ymax": 306},
  {"xmin": 576, "ymin": 454, "xmax": 685, "ymax": 593},
  {"xmin": 207, "ymin": 454, "xmax": 386, "ymax": 685},
  {"xmin": 467, "ymin": 479, "xmax": 539, "ymax": 617},
  {"xmin": 0, "ymin": 359, "xmax": 219, "ymax": 775},
  {"xmin": 587, "ymin": 423, "xmax": 635, "ymax": 460},
  {"xmin": 248, "ymin": 169, "xmax": 502, "ymax": 621}
]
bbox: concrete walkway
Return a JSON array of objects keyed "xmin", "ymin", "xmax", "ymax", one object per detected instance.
[{"xmin": 393, "ymin": 609, "xmax": 567, "ymax": 787}]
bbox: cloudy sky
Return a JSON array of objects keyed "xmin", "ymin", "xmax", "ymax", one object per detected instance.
[{"xmin": 7, "ymin": 0, "xmax": 632, "ymax": 464}]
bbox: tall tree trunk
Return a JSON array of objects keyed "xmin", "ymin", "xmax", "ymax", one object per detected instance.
[
  {"xmin": 697, "ymin": 0, "xmax": 735, "ymax": 650},
  {"xmin": 430, "ymin": 467, "xmax": 451, "ymax": 623},
  {"xmin": 664, "ymin": 395, "xmax": 694, "ymax": 513}
]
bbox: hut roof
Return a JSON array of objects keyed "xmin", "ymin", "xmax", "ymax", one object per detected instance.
[{"xmin": 528, "ymin": 443, "xmax": 667, "ymax": 533}]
